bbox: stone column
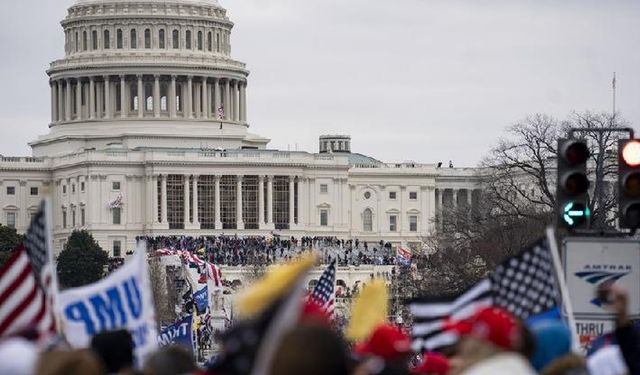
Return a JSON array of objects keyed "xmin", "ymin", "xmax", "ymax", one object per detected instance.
[
  {"xmin": 103, "ymin": 76, "xmax": 111, "ymax": 119},
  {"xmin": 234, "ymin": 82, "xmax": 240, "ymax": 122},
  {"xmin": 153, "ymin": 75, "xmax": 161, "ymax": 118},
  {"xmin": 267, "ymin": 176, "xmax": 274, "ymax": 226},
  {"xmin": 289, "ymin": 176, "xmax": 295, "ymax": 228},
  {"xmin": 169, "ymin": 75, "xmax": 177, "ymax": 118},
  {"xmin": 151, "ymin": 175, "xmax": 159, "ymax": 224},
  {"xmin": 187, "ymin": 75, "xmax": 193, "ymax": 119},
  {"xmin": 213, "ymin": 78, "xmax": 220, "ymax": 119},
  {"xmin": 184, "ymin": 175, "xmax": 190, "ymax": 225},
  {"xmin": 224, "ymin": 79, "xmax": 230, "ymax": 120},
  {"xmin": 51, "ymin": 81, "xmax": 58, "ymax": 123},
  {"xmin": 467, "ymin": 189, "xmax": 473, "ymax": 220},
  {"xmin": 57, "ymin": 80, "xmax": 65, "ymax": 122},
  {"xmin": 192, "ymin": 175, "xmax": 199, "ymax": 226},
  {"xmin": 75, "ymin": 79, "xmax": 82, "ymax": 120},
  {"xmin": 240, "ymin": 81, "xmax": 247, "ymax": 123},
  {"xmin": 298, "ymin": 177, "xmax": 306, "ymax": 227},
  {"xmin": 161, "ymin": 175, "xmax": 168, "ymax": 224},
  {"xmin": 120, "ymin": 75, "xmax": 127, "ymax": 118},
  {"xmin": 452, "ymin": 189, "xmax": 458, "ymax": 210},
  {"xmin": 137, "ymin": 75, "xmax": 144, "ymax": 118},
  {"xmin": 202, "ymin": 77, "xmax": 209, "ymax": 119},
  {"xmin": 438, "ymin": 189, "xmax": 444, "ymax": 231},
  {"xmin": 89, "ymin": 77, "xmax": 96, "ymax": 120},
  {"xmin": 214, "ymin": 176, "xmax": 222, "ymax": 229},
  {"xmin": 236, "ymin": 176, "xmax": 244, "ymax": 229},
  {"xmin": 258, "ymin": 175, "xmax": 265, "ymax": 227},
  {"xmin": 65, "ymin": 79, "xmax": 72, "ymax": 121}
]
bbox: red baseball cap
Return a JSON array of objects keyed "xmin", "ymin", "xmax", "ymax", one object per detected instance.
[
  {"xmin": 354, "ymin": 324, "xmax": 412, "ymax": 362},
  {"xmin": 411, "ymin": 352, "xmax": 450, "ymax": 375},
  {"xmin": 450, "ymin": 306, "xmax": 519, "ymax": 350}
]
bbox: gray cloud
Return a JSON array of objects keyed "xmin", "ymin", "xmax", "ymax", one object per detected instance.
[{"xmin": 1, "ymin": 0, "xmax": 638, "ymax": 166}]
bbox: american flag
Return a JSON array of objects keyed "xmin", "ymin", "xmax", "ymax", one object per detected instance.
[
  {"xmin": 206, "ymin": 262, "xmax": 223, "ymax": 289},
  {"xmin": 0, "ymin": 200, "xmax": 56, "ymax": 337},
  {"xmin": 410, "ymin": 237, "xmax": 560, "ymax": 352},
  {"xmin": 309, "ymin": 258, "xmax": 337, "ymax": 318}
]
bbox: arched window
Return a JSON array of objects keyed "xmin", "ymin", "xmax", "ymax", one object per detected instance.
[
  {"xmin": 172, "ymin": 29, "xmax": 179, "ymax": 49},
  {"xmin": 104, "ymin": 30, "xmax": 110, "ymax": 49},
  {"xmin": 116, "ymin": 29, "xmax": 123, "ymax": 49},
  {"xmin": 130, "ymin": 29, "xmax": 137, "ymax": 49},
  {"xmin": 197, "ymin": 31, "xmax": 203, "ymax": 50},
  {"xmin": 363, "ymin": 209, "xmax": 373, "ymax": 232},
  {"xmin": 207, "ymin": 31, "xmax": 212, "ymax": 51},
  {"xmin": 216, "ymin": 33, "xmax": 220, "ymax": 52},
  {"xmin": 145, "ymin": 83, "xmax": 153, "ymax": 111},
  {"xmin": 91, "ymin": 30, "xmax": 98, "ymax": 50},
  {"xmin": 144, "ymin": 28, "xmax": 151, "ymax": 48},
  {"xmin": 75, "ymin": 32, "xmax": 79, "ymax": 52},
  {"xmin": 185, "ymin": 30, "xmax": 192, "ymax": 49},
  {"xmin": 82, "ymin": 31, "xmax": 88, "ymax": 51},
  {"xmin": 159, "ymin": 29, "xmax": 165, "ymax": 49}
]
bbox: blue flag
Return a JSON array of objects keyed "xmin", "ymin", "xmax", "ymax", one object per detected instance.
[
  {"xmin": 157, "ymin": 315, "xmax": 193, "ymax": 352},
  {"xmin": 194, "ymin": 286, "xmax": 208, "ymax": 314}
]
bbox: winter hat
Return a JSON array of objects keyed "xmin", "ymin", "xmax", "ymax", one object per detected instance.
[
  {"xmin": 451, "ymin": 306, "xmax": 519, "ymax": 350},
  {"xmin": 411, "ymin": 352, "xmax": 450, "ymax": 375},
  {"xmin": 530, "ymin": 319, "xmax": 572, "ymax": 371},
  {"xmin": 354, "ymin": 324, "xmax": 412, "ymax": 362}
]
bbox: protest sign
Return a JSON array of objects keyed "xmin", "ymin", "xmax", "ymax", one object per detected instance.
[
  {"xmin": 58, "ymin": 246, "xmax": 157, "ymax": 366},
  {"xmin": 158, "ymin": 315, "xmax": 193, "ymax": 352},
  {"xmin": 194, "ymin": 286, "xmax": 208, "ymax": 314}
]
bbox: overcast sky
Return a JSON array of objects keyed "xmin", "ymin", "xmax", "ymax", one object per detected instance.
[{"xmin": 0, "ymin": 0, "xmax": 638, "ymax": 166}]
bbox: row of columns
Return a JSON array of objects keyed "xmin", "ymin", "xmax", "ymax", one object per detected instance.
[
  {"xmin": 435, "ymin": 188, "xmax": 479, "ymax": 231},
  {"xmin": 153, "ymin": 175, "xmax": 299, "ymax": 230},
  {"xmin": 50, "ymin": 75, "xmax": 247, "ymax": 124}
]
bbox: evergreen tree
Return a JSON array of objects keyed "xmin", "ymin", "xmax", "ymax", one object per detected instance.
[
  {"xmin": 0, "ymin": 224, "xmax": 24, "ymax": 267},
  {"xmin": 57, "ymin": 230, "xmax": 109, "ymax": 288}
]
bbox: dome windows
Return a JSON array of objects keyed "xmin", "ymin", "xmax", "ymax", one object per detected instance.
[
  {"xmin": 159, "ymin": 29, "xmax": 165, "ymax": 49},
  {"xmin": 91, "ymin": 30, "xmax": 98, "ymax": 50},
  {"xmin": 186, "ymin": 30, "xmax": 192, "ymax": 50},
  {"xmin": 82, "ymin": 31, "xmax": 87, "ymax": 51},
  {"xmin": 130, "ymin": 29, "xmax": 137, "ymax": 49},
  {"xmin": 197, "ymin": 31, "xmax": 203, "ymax": 51},
  {"xmin": 172, "ymin": 30, "xmax": 179, "ymax": 49},
  {"xmin": 117, "ymin": 29, "xmax": 123, "ymax": 49},
  {"xmin": 104, "ymin": 30, "xmax": 110, "ymax": 49},
  {"xmin": 144, "ymin": 29, "xmax": 151, "ymax": 49},
  {"xmin": 207, "ymin": 32, "xmax": 212, "ymax": 52}
]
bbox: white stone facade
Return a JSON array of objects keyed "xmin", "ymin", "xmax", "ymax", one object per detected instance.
[{"xmin": 0, "ymin": 0, "xmax": 482, "ymax": 256}]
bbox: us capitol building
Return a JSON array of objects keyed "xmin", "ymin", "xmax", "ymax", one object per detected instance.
[{"xmin": 0, "ymin": 0, "xmax": 482, "ymax": 256}]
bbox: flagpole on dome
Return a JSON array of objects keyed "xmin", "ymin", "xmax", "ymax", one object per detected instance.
[{"xmin": 545, "ymin": 226, "xmax": 580, "ymax": 352}]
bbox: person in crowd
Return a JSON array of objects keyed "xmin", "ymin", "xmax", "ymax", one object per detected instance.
[
  {"xmin": 411, "ymin": 352, "xmax": 450, "ymax": 375},
  {"xmin": 143, "ymin": 346, "xmax": 197, "ymax": 375},
  {"xmin": 90, "ymin": 330, "xmax": 135, "ymax": 374},
  {"xmin": 37, "ymin": 349, "xmax": 105, "ymax": 375},
  {"xmin": 602, "ymin": 283, "xmax": 637, "ymax": 374},
  {"xmin": 446, "ymin": 306, "xmax": 536, "ymax": 375}
]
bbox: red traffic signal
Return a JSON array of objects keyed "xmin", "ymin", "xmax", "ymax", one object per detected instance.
[{"xmin": 622, "ymin": 140, "xmax": 640, "ymax": 167}]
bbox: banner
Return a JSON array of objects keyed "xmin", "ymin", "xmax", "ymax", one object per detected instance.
[
  {"xmin": 157, "ymin": 315, "xmax": 193, "ymax": 352},
  {"xmin": 57, "ymin": 246, "xmax": 157, "ymax": 366},
  {"xmin": 194, "ymin": 286, "xmax": 208, "ymax": 314}
]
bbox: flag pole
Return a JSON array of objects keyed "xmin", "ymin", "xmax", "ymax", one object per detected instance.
[
  {"xmin": 45, "ymin": 197, "xmax": 63, "ymax": 334},
  {"xmin": 545, "ymin": 227, "xmax": 580, "ymax": 352},
  {"xmin": 612, "ymin": 72, "xmax": 617, "ymax": 116}
]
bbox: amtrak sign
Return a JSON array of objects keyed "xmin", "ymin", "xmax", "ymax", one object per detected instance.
[{"xmin": 563, "ymin": 238, "xmax": 640, "ymax": 319}]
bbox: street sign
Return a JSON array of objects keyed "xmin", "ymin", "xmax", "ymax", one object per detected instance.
[{"xmin": 563, "ymin": 237, "xmax": 640, "ymax": 320}]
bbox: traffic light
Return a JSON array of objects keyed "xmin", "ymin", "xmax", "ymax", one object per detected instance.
[
  {"xmin": 618, "ymin": 139, "xmax": 640, "ymax": 229},
  {"xmin": 557, "ymin": 138, "xmax": 590, "ymax": 229}
]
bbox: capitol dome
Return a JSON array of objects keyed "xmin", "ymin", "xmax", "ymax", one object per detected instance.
[{"xmin": 34, "ymin": 0, "xmax": 264, "ymax": 157}]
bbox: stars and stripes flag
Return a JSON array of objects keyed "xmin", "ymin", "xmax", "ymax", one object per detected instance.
[
  {"xmin": 206, "ymin": 262, "xmax": 223, "ymax": 289},
  {"xmin": 0, "ymin": 200, "xmax": 57, "ymax": 337},
  {"xmin": 410, "ymin": 237, "xmax": 561, "ymax": 352},
  {"xmin": 397, "ymin": 246, "xmax": 412, "ymax": 266},
  {"xmin": 309, "ymin": 258, "xmax": 337, "ymax": 318}
]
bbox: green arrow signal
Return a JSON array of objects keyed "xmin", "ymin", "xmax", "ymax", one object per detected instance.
[{"xmin": 563, "ymin": 202, "xmax": 590, "ymax": 226}]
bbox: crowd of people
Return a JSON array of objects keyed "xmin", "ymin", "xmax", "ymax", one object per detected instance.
[
  {"xmin": 137, "ymin": 235, "xmax": 399, "ymax": 267},
  {"xmin": 3, "ymin": 284, "xmax": 636, "ymax": 374}
]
